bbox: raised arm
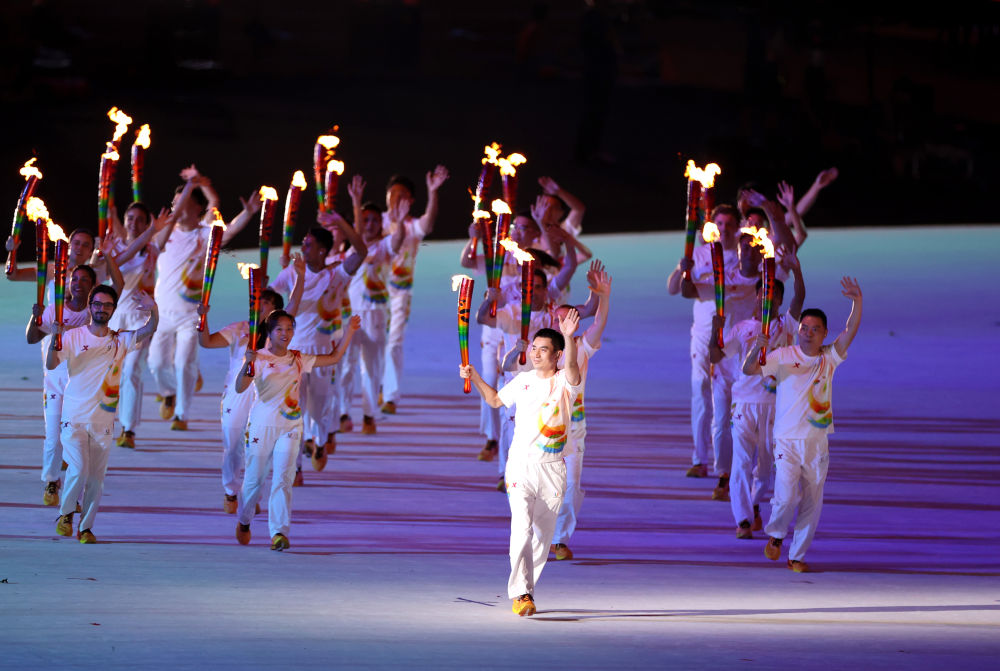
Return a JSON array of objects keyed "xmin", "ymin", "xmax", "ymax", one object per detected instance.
[
  {"xmin": 195, "ymin": 304, "xmax": 230, "ymax": 348},
  {"xmin": 113, "ymin": 207, "xmax": 171, "ymax": 266},
  {"xmin": 386, "ymin": 200, "xmax": 409, "ymax": 256},
  {"xmin": 782, "ymin": 249, "xmax": 805, "ymax": 321},
  {"xmin": 795, "ymin": 167, "xmax": 838, "ymax": 217},
  {"xmin": 459, "ymin": 222, "xmax": 480, "ymax": 270},
  {"xmin": 501, "ymin": 338, "xmax": 529, "ymax": 373},
  {"xmin": 777, "ymin": 181, "xmax": 807, "ymax": 248},
  {"xmin": 539, "ymin": 176, "xmax": 585, "ymax": 236},
  {"xmin": 98, "ymin": 233, "xmax": 125, "ymax": 294},
  {"xmin": 417, "ymin": 165, "xmax": 450, "ymax": 236},
  {"xmin": 476, "ymin": 287, "xmax": 502, "ymax": 327},
  {"xmin": 459, "ymin": 363, "xmax": 503, "ymax": 408},
  {"xmin": 314, "ymin": 315, "xmax": 360, "ymax": 367},
  {"xmin": 559, "ymin": 308, "xmax": 581, "ymax": 386},
  {"xmin": 286, "ymin": 253, "xmax": 306, "ymax": 315},
  {"xmin": 833, "ymin": 276, "xmax": 862, "ymax": 358},
  {"xmin": 221, "ymin": 190, "xmax": 262, "ymax": 246},
  {"xmin": 133, "ymin": 295, "xmax": 159, "ymax": 344},
  {"xmin": 26, "ymin": 304, "xmax": 46, "ymax": 344},
  {"xmin": 324, "ymin": 212, "xmax": 367, "ymax": 276},
  {"xmin": 551, "ymin": 227, "xmax": 577, "ymax": 292},
  {"xmin": 583, "ymin": 262, "xmax": 611, "ymax": 349},
  {"xmin": 4, "ymin": 235, "xmax": 35, "ymax": 281}
]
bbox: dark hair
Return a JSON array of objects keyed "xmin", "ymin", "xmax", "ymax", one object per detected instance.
[
  {"xmin": 68, "ymin": 228, "xmax": 95, "ymax": 244},
  {"xmin": 264, "ymin": 309, "xmax": 296, "ymax": 335},
  {"xmin": 710, "ymin": 204, "xmax": 740, "ymax": 222},
  {"xmin": 533, "ymin": 327, "xmax": 565, "ymax": 352},
  {"xmin": 755, "ymin": 278, "xmax": 785, "ymax": 295},
  {"xmin": 124, "ymin": 201, "xmax": 152, "ymax": 222},
  {"xmin": 174, "ymin": 183, "xmax": 209, "ymax": 213},
  {"xmin": 88, "ymin": 283, "xmax": 119, "ymax": 307},
  {"xmin": 541, "ymin": 193, "xmax": 570, "ymax": 221},
  {"xmin": 72, "ymin": 264, "xmax": 98, "ymax": 285},
  {"xmin": 800, "ymin": 308, "xmax": 828, "ymax": 329},
  {"xmin": 526, "ymin": 248, "xmax": 559, "ymax": 270},
  {"xmin": 745, "ymin": 207, "xmax": 767, "ymax": 221},
  {"xmin": 260, "ymin": 288, "xmax": 284, "ymax": 311},
  {"xmin": 532, "ymin": 267, "xmax": 548, "ymax": 285},
  {"xmin": 307, "ymin": 226, "xmax": 334, "ymax": 254},
  {"xmin": 360, "ymin": 200, "xmax": 383, "ymax": 214},
  {"xmin": 386, "ymin": 174, "xmax": 416, "ymax": 197}
]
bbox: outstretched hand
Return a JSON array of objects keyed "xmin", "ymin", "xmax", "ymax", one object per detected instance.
[
  {"xmin": 426, "ymin": 165, "xmax": 450, "ymax": 192},
  {"xmin": 558, "ymin": 307, "xmax": 579, "ymax": 338},
  {"xmin": 538, "ymin": 176, "xmax": 560, "ymax": 195},
  {"xmin": 776, "ymin": 181, "xmax": 795, "ymax": 210},
  {"xmin": 348, "ymin": 175, "xmax": 365, "ymax": 204},
  {"xmin": 347, "ymin": 314, "xmax": 361, "ymax": 332},
  {"xmin": 240, "ymin": 190, "xmax": 263, "ymax": 215},
  {"xmin": 588, "ymin": 264, "xmax": 612, "ymax": 296},
  {"xmin": 815, "ymin": 167, "xmax": 839, "ymax": 188},
  {"xmin": 840, "ymin": 276, "xmax": 862, "ymax": 301}
]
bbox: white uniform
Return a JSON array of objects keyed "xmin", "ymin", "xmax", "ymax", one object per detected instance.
[
  {"xmin": 497, "ymin": 369, "xmax": 581, "ymax": 598},
  {"xmin": 343, "ymin": 237, "xmax": 392, "ymax": 419},
  {"xmin": 54, "ymin": 327, "xmax": 141, "ymax": 531},
  {"xmin": 238, "ymin": 349, "xmax": 317, "ymax": 538},
  {"xmin": 37, "ymin": 304, "xmax": 90, "ymax": 483},
  {"xmin": 720, "ymin": 313, "xmax": 797, "ymax": 526},
  {"xmin": 476, "ymin": 254, "xmax": 522, "ymax": 443},
  {"xmin": 217, "ymin": 321, "xmax": 257, "ymax": 496},
  {"xmin": 108, "ymin": 241, "xmax": 158, "ymax": 433},
  {"xmin": 148, "ymin": 226, "xmax": 208, "ymax": 421},
  {"xmin": 760, "ymin": 343, "xmax": 847, "ymax": 561}
]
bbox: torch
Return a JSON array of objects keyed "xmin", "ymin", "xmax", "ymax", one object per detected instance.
[
  {"xmin": 747, "ymin": 227, "xmax": 776, "ymax": 364},
  {"xmin": 476, "ymin": 210, "xmax": 494, "ymax": 284},
  {"xmin": 499, "ymin": 152, "xmax": 527, "ymax": 214},
  {"xmin": 283, "ymin": 170, "xmax": 307, "ymax": 262},
  {"xmin": 257, "ymin": 186, "xmax": 279, "ymax": 278},
  {"xmin": 131, "ymin": 124, "xmax": 150, "ymax": 203},
  {"xmin": 698, "ymin": 162, "xmax": 721, "ymax": 225},
  {"xmin": 489, "ymin": 199, "xmax": 512, "ymax": 318},
  {"xmin": 239, "ymin": 263, "xmax": 264, "ymax": 376},
  {"xmin": 681, "ymin": 160, "xmax": 721, "ymax": 280},
  {"xmin": 324, "ymin": 159, "xmax": 345, "ymax": 214},
  {"xmin": 703, "ymin": 221, "xmax": 725, "ymax": 350},
  {"xmin": 97, "ymin": 142, "xmax": 120, "ymax": 239},
  {"xmin": 469, "ymin": 142, "xmax": 501, "ymax": 262},
  {"xmin": 48, "ymin": 221, "xmax": 70, "ymax": 351},
  {"xmin": 27, "ymin": 198, "xmax": 49, "ymax": 325},
  {"xmin": 452, "ymin": 274, "xmax": 475, "ymax": 394},
  {"xmin": 197, "ymin": 210, "xmax": 226, "ymax": 332},
  {"xmin": 6, "ymin": 158, "xmax": 43, "ymax": 275},
  {"xmin": 314, "ymin": 132, "xmax": 340, "ymax": 212},
  {"xmin": 105, "ymin": 107, "xmax": 132, "ymax": 211},
  {"xmin": 499, "ymin": 239, "xmax": 536, "ymax": 365}
]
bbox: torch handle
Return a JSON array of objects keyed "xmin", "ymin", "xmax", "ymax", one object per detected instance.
[
  {"xmin": 519, "ymin": 351, "xmax": 527, "ymax": 365},
  {"xmin": 463, "ymin": 378, "xmax": 471, "ymax": 394},
  {"xmin": 757, "ymin": 345, "xmax": 768, "ymax": 366},
  {"xmin": 5, "ymin": 251, "xmax": 15, "ymax": 276}
]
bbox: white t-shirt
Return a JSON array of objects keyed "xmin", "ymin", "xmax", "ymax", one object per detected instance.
[
  {"xmin": 689, "ymin": 244, "xmax": 760, "ymax": 337},
  {"xmin": 722, "ymin": 313, "xmax": 798, "ymax": 404},
  {"xmin": 156, "ymin": 225, "xmax": 209, "ymax": 313},
  {"xmin": 109, "ymin": 240, "xmax": 158, "ymax": 331},
  {"xmin": 246, "ymin": 349, "xmax": 317, "ymax": 430},
  {"xmin": 348, "ymin": 237, "xmax": 392, "ymax": 312},
  {"xmin": 271, "ymin": 263, "xmax": 350, "ymax": 353},
  {"xmin": 566, "ymin": 337, "xmax": 599, "ymax": 443},
  {"xmin": 760, "ymin": 343, "xmax": 846, "ymax": 439},
  {"xmin": 218, "ymin": 320, "xmax": 253, "ymax": 394},
  {"xmin": 53, "ymin": 327, "xmax": 140, "ymax": 426},
  {"xmin": 383, "ymin": 213, "xmax": 429, "ymax": 291},
  {"xmin": 496, "ymin": 302, "xmax": 557, "ymax": 380},
  {"xmin": 38, "ymin": 303, "xmax": 90, "ymax": 366},
  {"xmin": 497, "ymin": 369, "xmax": 582, "ymax": 464}
]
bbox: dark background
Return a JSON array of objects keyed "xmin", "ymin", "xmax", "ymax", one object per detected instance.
[{"xmin": 2, "ymin": 0, "xmax": 997, "ymax": 256}]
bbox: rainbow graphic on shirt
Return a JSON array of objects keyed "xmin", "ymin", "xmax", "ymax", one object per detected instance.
[
  {"xmin": 98, "ymin": 361, "xmax": 122, "ymax": 413},
  {"xmin": 570, "ymin": 393, "xmax": 585, "ymax": 423},
  {"xmin": 390, "ymin": 250, "xmax": 415, "ymax": 290},
  {"xmin": 363, "ymin": 269, "xmax": 388, "ymax": 305},
  {"xmin": 280, "ymin": 383, "xmax": 302, "ymax": 421},
  {"xmin": 807, "ymin": 376, "xmax": 833, "ymax": 429},
  {"xmin": 179, "ymin": 260, "xmax": 204, "ymax": 304},
  {"xmin": 535, "ymin": 401, "xmax": 567, "ymax": 454},
  {"xmin": 317, "ymin": 299, "xmax": 340, "ymax": 335},
  {"xmin": 761, "ymin": 375, "xmax": 777, "ymax": 394}
]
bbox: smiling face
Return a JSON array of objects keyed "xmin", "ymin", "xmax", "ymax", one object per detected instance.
[
  {"xmin": 89, "ymin": 290, "xmax": 116, "ymax": 325},
  {"xmin": 123, "ymin": 207, "xmax": 150, "ymax": 242},
  {"xmin": 510, "ymin": 215, "xmax": 540, "ymax": 247},
  {"xmin": 360, "ymin": 209, "xmax": 383, "ymax": 242},
  {"xmin": 69, "ymin": 268, "xmax": 96, "ymax": 302},
  {"xmin": 300, "ymin": 234, "xmax": 328, "ymax": 267},
  {"xmin": 530, "ymin": 335, "xmax": 560, "ymax": 372},
  {"xmin": 268, "ymin": 315, "xmax": 295, "ymax": 349},
  {"xmin": 68, "ymin": 231, "xmax": 95, "ymax": 266},
  {"xmin": 797, "ymin": 316, "xmax": 828, "ymax": 355}
]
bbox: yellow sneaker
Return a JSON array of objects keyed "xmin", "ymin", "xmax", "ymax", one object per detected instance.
[
  {"xmin": 236, "ymin": 523, "xmax": 251, "ymax": 545},
  {"xmin": 339, "ymin": 414, "xmax": 353, "ymax": 433},
  {"xmin": 271, "ymin": 533, "xmax": 290, "ymax": 551},
  {"xmin": 158, "ymin": 395, "xmax": 176, "ymax": 420},
  {"xmin": 711, "ymin": 475, "xmax": 730, "ymax": 501},
  {"xmin": 56, "ymin": 513, "xmax": 73, "ymax": 536},
  {"xmin": 736, "ymin": 521, "xmax": 753, "ymax": 539},
  {"xmin": 787, "ymin": 559, "xmax": 809, "ymax": 573},
  {"xmin": 751, "ymin": 505, "xmax": 763, "ymax": 531},
  {"xmin": 477, "ymin": 440, "xmax": 499, "ymax": 462},
  {"xmin": 293, "ymin": 468, "xmax": 304, "ymax": 487},
  {"xmin": 381, "ymin": 401, "xmax": 397, "ymax": 414},
  {"xmin": 78, "ymin": 529, "xmax": 97, "ymax": 544},
  {"xmin": 194, "ymin": 372, "xmax": 204, "ymax": 392},
  {"xmin": 170, "ymin": 416, "xmax": 188, "ymax": 431},
  {"xmin": 43, "ymin": 481, "xmax": 60, "ymax": 506},
  {"xmin": 552, "ymin": 543, "xmax": 574, "ymax": 560},
  {"xmin": 116, "ymin": 430, "xmax": 136, "ymax": 449},
  {"xmin": 512, "ymin": 594, "xmax": 536, "ymax": 617},
  {"xmin": 311, "ymin": 444, "xmax": 328, "ymax": 472}
]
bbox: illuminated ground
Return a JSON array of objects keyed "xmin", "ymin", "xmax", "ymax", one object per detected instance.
[{"xmin": 1, "ymin": 229, "xmax": 998, "ymax": 669}]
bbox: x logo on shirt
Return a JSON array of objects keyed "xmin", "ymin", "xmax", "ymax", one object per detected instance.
[
  {"xmin": 252, "ymin": 437, "xmax": 260, "ymax": 444},
  {"xmin": 81, "ymin": 345, "xmax": 89, "ymax": 351},
  {"xmin": 793, "ymin": 362, "xmax": 800, "ymax": 368}
]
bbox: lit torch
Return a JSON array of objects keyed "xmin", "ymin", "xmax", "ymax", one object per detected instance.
[
  {"xmin": 314, "ymin": 132, "xmax": 340, "ymax": 212},
  {"xmin": 27, "ymin": 197, "xmax": 49, "ymax": 324},
  {"xmin": 452, "ymin": 274, "xmax": 475, "ymax": 394},
  {"xmin": 499, "ymin": 152, "xmax": 526, "ymax": 214},
  {"xmin": 324, "ymin": 159, "xmax": 345, "ymax": 213},
  {"xmin": 283, "ymin": 170, "xmax": 307, "ymax": 262},
  {"xmin": 474, "ymin": 209, "xmax": 494, "ymax": 282},
  {"xmin": 703, "ymin": 221, "xmax": 725, "ymax": 350},
  {"xmin": 197, "ymin": 210, "xmax": 226, "ymax": 332},
  {"xmin": 48, "ymin": 221, "xmax": 70, "ymax": 351},
  {"xmin": 130, "ymin": 124, "xmax": 150, "ymax": 203},
  {"xmin": 681, "ymin": 160, "xmax": 721, "ymax": 280},
  {"xmin": 257, "ymin": 186, "xmax": 279, "ymax": 278},
  {"xmin": 105, "ymin": 107, "xmax": 132, "ymax": 211},
  {"xmin": 6, "ymin": 158, "xmax": 43, "ymax": 275},
  {"xmin": 97, "ymin": 142, "xmax": 120, "ymax": 239},
  {"xmin": 745, "ymin": 226, "xmax": 776, "ymax": 364},
  {"xmin": 240, "ymin": 262, "xmax": 264, "ymax": 376},
  {"xmin": 499, "ymin": 239, "xmax": 536, "ymax": 365},
  {"xmin": 489, "ymin": 199, "xmax": 512, "ymax": 318},
  {"xmin": 469, "ymin": 142, "xmax": 501, "ymax": 262}
]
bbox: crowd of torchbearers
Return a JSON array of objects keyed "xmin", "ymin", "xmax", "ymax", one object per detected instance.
[{"xmin": 5, "ymin": 108, "xmax": 862, "ymax": 617}]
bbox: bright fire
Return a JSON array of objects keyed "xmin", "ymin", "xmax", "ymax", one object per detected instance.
[
  {"xmin": 107, "ymin": 107, "xmax": 133, "ymax": 142},
  {"xmin": 326, "ymin": 160, "xmax": 345, "ymax": 176},
  {"xmin": 291, "ymin": 170, "xmax": 307, "ymax": 189},
  {"xmin": 750, "ymin": 227, "xmax": 775, "ymax": 258},
  {"xmin": 684, "ymin": 160, "xmax": 722, "ymax": 189},
  {"xmin": 491, "ymin": 199, "xmax": 511, "ymax": 215},
  {"xmin": 506, "ymin": 152, "xmax": 526, "ymax": 167},
  {"xmin": 259, "ymin": 186, "xmax": 279, "ymax": 201},
  {"xmin": 316, "ymin": 135, "xmax": 340, "ymax": 150},
  {"xmin": 102, "ymin": 142, "xmax": 120, "ymax": 162},
  {"xmin": 473, "ymin": 209, "xmax": 492, "ymax": 221},
  {"xmin": 498, "ymin": 158, "xmax": 516, "ymax": 177},
  {"xmin": 25, "ymin": 197, "xmax": 49, "ymax": 222},
  {"xmin": 702, "ymin": 221, "xmax": 720, "ymax": 243},
  {"xmin": 20, "ymin": 158, "xmax": 42, "ymax": 180},
  {"xmin": 135, "ymin": 124, "xmax": 151, "ymax": 149},
  {"xmin": 451, "ymin": 274, "xmax": 473, "ymax": 291},
  {"xmin": 238, "ymin": 262, "xmax": 260, "ymax": 280},
  {"xmin": 482, "ymin": 142, "xmax": 501, "ymax": 165},
  {"xmin": 499, "ymin": 238, "xmax": 535, "ymax": 264},
  {"xmin": 210, "ymin": 208, "xmax": 227, "ymax": 229},
  {"xmin": 46, "ymin": 220, "xmax": 69, "ymax": 243}
]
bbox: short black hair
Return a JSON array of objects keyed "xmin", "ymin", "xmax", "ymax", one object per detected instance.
[
  {"xmin": 533, "ymin": 327, "xmax": 565, "ymax": 352},
  {"xmin": 72, "ymin": 264, "xmax": 97, "ymax": 285},
  {"xmin": 307, "ymin": 226, "xmax": 334, "ymax": 255},
  {"xmin": 532, "ymin": 267, "xmax": 548, "ymax": 285},
  {"xmin": 88, "ymin": 283, "xmax": 118, "ymax": 307},
  {"xmin": 361, "ymin": 200, "xmax": 383, "ymax": 214},
  {"xmin": 800, "ymin": 308, "xmax": 828, "ymax": 329},
  {"xmin": 265, "ymin": 309, "xmax": 296, "ymax": 335},
  {"xmin": 526, "ymin": 248, "xmax": 559, "ymax": 270},
  {"xmin": 542, "ymin": 193, "xmax": 570, "ymax": 221},
  {"xmin": 260, "ymin": 288, "xmax": 284, "ymax": 311},
  {"xmin": 745, "ymin": 207, "xmax": 767, "ymax": 220},
  {"xmin": 755, "ymin": 278, "xmax": 785, "ymax": 295},
  {"xmin": 711, "ymin": 204, "xmax": 740, "ymax": 222},
  {"xmin": 386, "ymin": 174, "xmax": 416, "ymax": 197},
  {"xmin": 68, "ymin": 228, "xmax": 95, "ymax": 244}
]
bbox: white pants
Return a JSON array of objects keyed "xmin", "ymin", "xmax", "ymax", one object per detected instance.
[
  {"xmin": 479, "ymin": 328, "xmax": 502, "ymax": 441},
  {"xmin": 148, "ymin": 309, "xmax": 200, "ymax": 420},
  {"xmin": 765, "ymin": 436, "xmax": 829, "ymax": 561},
  {"xmin": 239, "ymin": 422, "xmax": 301, "ymax": 538},
  {"xmin": 341, "ymin": 309, "xmax": 387, "ymax": 417},
  {"xmin": 690, "ymin": 333, "xmax": 734, "ymax": 475},
  {"xmin": 498, "ymin": 404, "xmax": 516, "ymax": 477},
  {"xmin": 299, "ymin": 364, "xmax": 334, "ymax": 444},
  {"xmin": 506, "ymin": 459, "xmax": 566, "ymax": 598},
  {"xmin": 381, "ymin": 289, "xmax": 412, "ymax": 404},
  {"xmin": 41, "ymin": 367, "xmax": 68, "ymax": 483},
  {"xmin": 331, "ymin": 346, "xmax": 352, "ymax": 420},
  {"xmin": 729, "ymin": 402, "xmax": 775, "ymax": 525},
  {"xmin": 220, "ymin": 389, "xmax": 253, "ymax": 496},
  {"xmin": 118, "ymin": 338, "xmax": 150, "ymax": 432},
  {"xmin": 59, "ymin": 422, "xmax": 114, "ymax": 532},
  {"xmin": 552, "ymin": 444, "xmax": 585, "ymax": 544}
]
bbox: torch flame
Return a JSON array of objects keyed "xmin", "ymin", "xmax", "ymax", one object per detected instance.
[
  {"xmin": 107, "ymin": 107, "xmax": 133, "ymax": 142},
  {"xmin": 135, "ymin": 124, "xmax": 151, "ymax": 149},
  {"xmin": 451, "ymin": 274, "xmax": 473, "ymax": 291},
  {"xmin": 237, "ymin": 262, "xmax": 260, "ymax": 280},
  {"xmin": 749, "ymin": 227, "xmax": 775, "ymax": 258},
  {"xmin": 491, "ymin": 199, "xmax": 511, "ymax": 215},
  {"xmin": 291, "ymin": 170, "xmax": 307, "ymax": 189},
  {"xmin": 506, "ymin": 152, "xmax": 527, "ymax": 167},
  {"xmin": 684, "ymin": 160, "xmax": 722, "ymax": 189},
  {"xmin": 316, "ymin": 135, "xmax": 340, "ymax": 150},
  {"xmin": 46, "ymin": 220, "xmax": 69, "ymax": 243},
  {"xmin": 210, "ymin": 208, "xmax": 227, "ymax": 229},
  {"xmin": 498, "ymin": 158, "xmax": 516, "ymax": 177},
  {"xmin": 702, "ymin": 221, "xmax": 720, "ymax": 243},
  {"xmin": 102, "ymin": 142, "xmax": 120, "ymax": 162},
  {"xmin": 473, "ymin": 210, "xmax": 492, "ymax": 221},
  {"xmin": 499, "ymin": 238, "xmax": 535, "ymax": 264},
  {"xmin": 259, "ymin": 186, "xmax": 279, "ymax": 201},
  {"xmin": 326, "ymin": 159, "xmax": 345, "ymax": 176},
  {"xmin": 20, "ymin": 158, "xmax": 42, "ymax": 180},
  {"xmin": 482, "ymin": 142, "xmax": 501, "ymax": 165},
  {"xmin": 25, "ymin": 197, "xmax": 49, "ymax": 222}
]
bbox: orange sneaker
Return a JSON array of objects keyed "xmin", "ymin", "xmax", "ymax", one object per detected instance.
[
  {"xmin": 339, "ymin": 414, "xmax": 353, "ymax": 433},
  {"xmin": 552, "ymin": 543, "xmax": 574, "ymax": 560},
  {"xmin": 751, "ymin": 505, "xmax": 763, "ymax": 531},
  {"xmin": 685, "ymin": 463, "xmax": 708, "ymax": 478},
  {"xmin": 361, "ymin": 415, "xmax": 376, "ymax": 435},
  {"xmin": 512, "ymin": 594, "xmax": 536, "ymax": 617},
  {"xmin": 293, "ymin": 468, "xmax": 304, "ymax": 487},
  {"xmin": 736, "ymin": 521, "xmax": 753, "ymax": 539},
  {"xmin": 236, "ymin": 523, "xmax": 251, "ymax": 545},
  {"xmin": 764, "ymin": 536, "xmax": 782, "ymax": 561},
  {"xmin": 787, "ymin": 559, "xmax": 809, "ymax": 573},
  {"xmin": 711, "ymin": 475, "xmax": 730, "ymax": 501},
  {"xmin": 271, "ymin": 533, "xmax": 290, "ymax": 551},
  {"xmin": 311, "ymin": 444, "xmax": 328, "ymax": 472},
  {"xmin": 477, "ymin": 440, "xmax": 499, "ymax": 462},
  {"xmin": 223, "ymin": 494, "xmax": 238, "ymax": 514},
  {"xmin": 43, "ymin": 481, "xmax": 60, "ymax": 506}
]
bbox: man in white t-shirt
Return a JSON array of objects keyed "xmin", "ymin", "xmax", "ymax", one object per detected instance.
[
  {"xmin": 379, "ymin": 166, "xmax": 449, "ymax": 415},
  {"xmin": 743, "ymin": 277, "xmax": 862, "ymax": 572},
  {"xmin": 50, "ymin": 284, "xmax": 159, "ymax": 543},
  {"xmin": 461, "ymin": 310, "xmax": 582, "ymax": 617},
  {"xmin": 710, "ymin": 255, "xmax": 804, "ymax": 538},
  {"xmin": 148, "ymin": 167, "xmax": 257, "ymax": 430}
]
